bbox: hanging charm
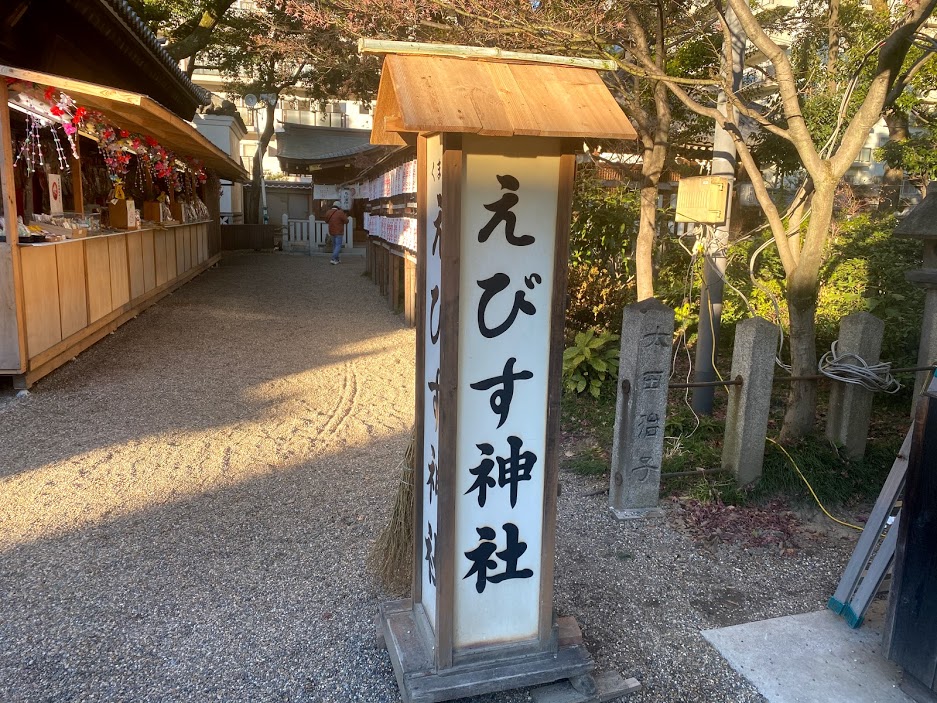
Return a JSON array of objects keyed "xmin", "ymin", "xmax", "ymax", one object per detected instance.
[{"xmin": 51, "ymin": 124, "xmax": 69, "ymax": 173}]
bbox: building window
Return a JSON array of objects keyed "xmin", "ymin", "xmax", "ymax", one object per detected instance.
[{"xmin": 856, "ymin": 147, "xmax": 873, "ymax": 164}]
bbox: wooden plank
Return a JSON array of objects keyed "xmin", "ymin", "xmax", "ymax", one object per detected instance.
[
  {"xmin": 540, "ymin": 150, "xmax": 576, "ymax": 644},
  {"xmin": 412, "ymin": 135, "xmax": 428, "ymax": 608},
  {"xmin": 167, "ymin": 229, "xmax": 179, "ymax": 280},
  {"xmin": 20, "ymin": 253, "xmax": 221, "ymax": 388},
  {"xmin": 175, "ymin": 230, "xmax": 185, "ymax": 274},
  {"xmin": 359, "ymin": 39, "xmax": 617, "ymax": 71},
  {"xmin": 85, "ymin": 237, "xmax": 112, "ymax": 322},
  {"xmin": 126, "ymin": 231, "xmax": 145, "ymax": 300},
  {"xmin": 829, "ymin": 427, "xmax": 913, "ymax": 614},
  {"xmin": 370, "ymin": 67, "xmax": 408, "ymax": 146},
  {"xmin": 844, "ymin": 515, "xmax": 900, "ymax": 628},
  {"xmin": 0, "ymin": 65, "xmax": 143, "ymax": 105},
  {"xmin": 435, "ymin": 132, "xmax": 463, "ymax": 670},
  {"xmin": 0, "ymin": 67, "xmax": 245, "ymax": 181},
  {"xmin": 530, "ymin": 671, "xmax": 642, "ymax": 703},
  {"xmin": 189, "ymin": 225, "xmax": 198, "ymax": 267},
  {"xmin": 141, "ymin": 229, "xmax": 156, "ymax": 292},
  {"xmin": 0, "ymin": 81, "xmax": 26, "ymax": 371},
  {"xmin": 183, "ymin": 228, "xmax": 192, "ymax": 272},
  {"xmin": 154, "ymin": 230, "xmax": 169, "ymax": 286},
  {"xmin": 379, "ymin": 55, "xmax": 637, "ymax": 141},
  {"xmin": 483, "ymin": 63, "xmax": 540, "ymax": 137},
  {"xmin": 887, "ymin": 390, "xmax": 937, "ymax": 692},
  {"xmin": 21, "ymin": 246, "xmax": 62, "ymax": 357},
  {"xmin": 198, "ymin": 226, "xmax": 208, "ymax": 264},
  {"xmin": 108, "ymin": 235, "xmax": 130, "ymax": 308},
  {"xmin": 56, "ymin": 242, "xmax": 88, "ymax": 339}
]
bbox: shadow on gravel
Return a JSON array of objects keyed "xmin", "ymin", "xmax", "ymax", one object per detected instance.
[
  {"xmin": 0, "ymin": 252, "xmax": 408, "ymax": 481},
  {"xmin": 0, "ymin": 432, "xmax": 410, "ymax": 703}
]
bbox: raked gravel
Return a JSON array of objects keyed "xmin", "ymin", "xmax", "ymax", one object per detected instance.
[{"xmin": 0, "ymin": 251, "xmax": 854, "ymax": 703}]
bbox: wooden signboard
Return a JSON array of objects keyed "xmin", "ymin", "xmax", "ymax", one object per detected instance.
[{"xmin": 370, "ymin": 49, "xmax": 637, "ymax": 703}]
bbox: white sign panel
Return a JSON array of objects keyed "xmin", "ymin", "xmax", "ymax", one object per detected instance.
[
  {"xmin": 454, "ymin": 135, "xmax": 561, "ymax": 648},
  {"xmin": 313, "ymin": 183, "xmax": 339, "ymax": 201},
  {"xmin": 48, "ymin": 174, "xmax": 63, "ymax": 215},
  {"xmin": 421, "ymin": 134, "xmax": 444, "ymax": 629},
  {"xmin": 340, "ymin": 188, "xmax": 353, "ymax": 210}
]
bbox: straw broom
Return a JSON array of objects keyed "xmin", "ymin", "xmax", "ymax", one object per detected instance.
[{"xmin": 371, "ymin": 425, "xmax": 416, "ymax": 594}]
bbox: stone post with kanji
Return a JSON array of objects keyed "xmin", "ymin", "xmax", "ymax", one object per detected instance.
[{"xmin": 609, "ymin": 299, "xmax": 674, "ymax": 519}]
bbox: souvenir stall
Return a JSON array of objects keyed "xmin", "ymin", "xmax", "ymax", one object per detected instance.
[
  {"xmin": 361, "ymin": 151, "xmax": 419, "ymax": 324},
  {"xmin": 0, "ymin": 66, "xmax": 247, "ymax": 389}
]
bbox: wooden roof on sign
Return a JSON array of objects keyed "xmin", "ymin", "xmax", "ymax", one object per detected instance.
[
  {"xmin": 370, "ymin": 54, "xmax": 637, "ymax": 145},
  {"xmin": 0, "ymin": 65, "xmax": 248, "ymax": 181}
]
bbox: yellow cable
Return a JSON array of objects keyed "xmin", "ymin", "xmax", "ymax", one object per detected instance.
[{"xmin": 766, "ymin": 438, "xmax": 863, "ymax": 532}]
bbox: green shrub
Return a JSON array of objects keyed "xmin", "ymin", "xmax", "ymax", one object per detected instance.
[
  {"xmin": 562, "ymin": 328, "xmax": 620, "ymax": 399},
  {"xmin": 566, "ymin": 263, "xmax": 631, "ymax": 336},
  {"xmin": 566, "ymin": 171, "xmax": 640, "ymax": 335}
]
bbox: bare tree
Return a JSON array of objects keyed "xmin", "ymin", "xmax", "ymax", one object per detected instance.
[{"xmin": 649, "ymin": 0, "xmax": 937, "ymax": 438}]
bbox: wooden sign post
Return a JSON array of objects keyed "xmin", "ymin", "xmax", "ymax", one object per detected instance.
[{"xmin": 370, "ymin": 49, "xmax": 636, "ymax": 703}]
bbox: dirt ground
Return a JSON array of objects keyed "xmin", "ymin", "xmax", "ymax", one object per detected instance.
[{"xmin": 0, "ymin": 251, "xmax": 857, "ymax": 703}]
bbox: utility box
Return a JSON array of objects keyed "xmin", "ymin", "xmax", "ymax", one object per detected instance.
[{"xmin": 675, "ymin": 176, "xmax": 729, "ymax": 223}]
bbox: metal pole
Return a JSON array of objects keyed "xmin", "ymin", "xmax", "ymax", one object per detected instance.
[{"xmin": 692, "ymin": 5, "xmax": 746, "ymax": 415}]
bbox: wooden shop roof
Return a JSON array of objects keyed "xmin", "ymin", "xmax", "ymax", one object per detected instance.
[
  {"xmin": 1, "ymin": 65, "xmax": 248, "ymax": 181},
  {"xmin": 370, "ymin": 54, "xmax": 638, "ymax": 146}
]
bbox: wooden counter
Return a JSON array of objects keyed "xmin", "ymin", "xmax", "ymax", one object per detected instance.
[{"xmin": 4, "ymin": 220, "xmax": 216, "ymax": 389}]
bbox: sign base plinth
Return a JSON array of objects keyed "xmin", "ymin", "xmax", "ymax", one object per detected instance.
[
  {"xmin": 379, "ymin": 600, "xmax": 595, "ymax": 703},
  {"xmin": 610, "ymin": 507, "xmax": 664, "ymax": 521}
]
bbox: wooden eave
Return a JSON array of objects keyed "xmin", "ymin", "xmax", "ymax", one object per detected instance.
[
  {"xmin": 1, "ymin": 65, "xmax": 248, "ymax": 182},
  {"xmin": 371, "ymin": 54, "xmax": 638, "ymax": 146}
]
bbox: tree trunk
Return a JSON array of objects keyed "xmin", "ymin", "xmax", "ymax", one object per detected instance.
[
  {"xmin": 780, "ymin": 184, "xmax": 834, "ymax": 440},
  {"xmin": 635, "ymin": 79, "xmax": 671, "ymax": 302},
  {"xmin": 245, "ymin": 102, "xmax": 277, "ymax": 224},
  {"xmin": 881, "ymin": 110, "xmax": 909, "ymax": 211},
  {"xmin": 635, "ymin": 154, "xmax": 662, "ymax": 301},
  {"xmin": 781, "ymin": 287, "xmax": 819, "ymax": 440}
]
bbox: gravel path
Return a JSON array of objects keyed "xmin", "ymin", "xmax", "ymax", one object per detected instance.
[{"xmin": 0, "ymin": 251, "xmax": 854, "ymax": 703}]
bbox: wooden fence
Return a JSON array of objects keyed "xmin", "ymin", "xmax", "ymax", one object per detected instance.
[{"xmin": 281, "ymin": 215, "xmax": 354, "ymax": 253}]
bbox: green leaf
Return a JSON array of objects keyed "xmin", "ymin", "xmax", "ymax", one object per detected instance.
[{"xmin": 576, "ymin": 378, "xmax": 587, "ymax": 393}]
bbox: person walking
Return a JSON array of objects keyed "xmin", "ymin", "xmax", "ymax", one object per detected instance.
[{"xmin": 325, "ymin": 201, "xmax": 349, "ymax": 264}]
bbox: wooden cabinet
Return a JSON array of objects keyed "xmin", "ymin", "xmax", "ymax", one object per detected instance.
[
  {"xmin": 21, "ymin": 245, "xmax": 61, "ymax": 356},
  {"xmin": 4, "ymin": 222, "xmax": 214, "ymax": 388}
]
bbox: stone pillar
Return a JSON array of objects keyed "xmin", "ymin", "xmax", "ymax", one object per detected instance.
[
  {"xmin": 609, "ymin": 299, "xmax": 675, "ymax": 519},
  {"xmin": 825, "ymin": 312, "xmax": 885, "ymax": 459},
  {"xmin": 722, "ymin": 317, "xmax": 779, "ymax": 485}
]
